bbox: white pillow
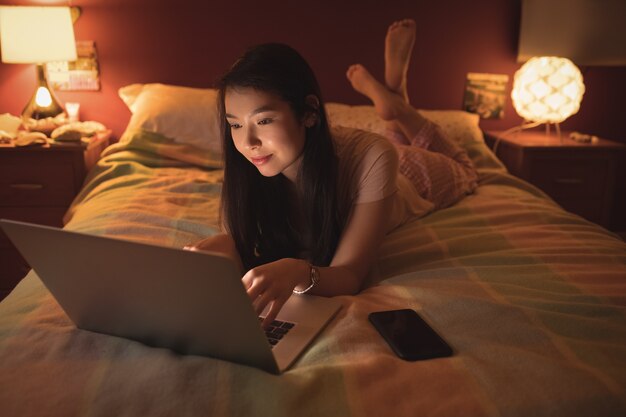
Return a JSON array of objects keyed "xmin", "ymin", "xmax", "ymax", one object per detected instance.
[
  {"xmin": 119, "ymin": 83, "xmax": 222, "ymax": 155},
  {"xmin": 325, "ymin": 102, "xmax": 484, "ymax": 146}
]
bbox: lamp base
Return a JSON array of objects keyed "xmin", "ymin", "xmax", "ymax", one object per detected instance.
[
  {"xmin": 544, "ymin": 122, "xmax": 562, "ymax": 139},
  {"xmin": 22, "ymin": 92, "xmax": 65, "ymax": 120},
  {"xmin": 22, "ymin": 64, "xmax": 65, "ymax": 121},
  {"xmin": 492, "ymin": 121, "xmax": 567, "ymax": 154}
]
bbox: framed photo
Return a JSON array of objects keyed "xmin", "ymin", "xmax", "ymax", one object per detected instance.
[
  {"xmin": 463, "ymin": 72, "xmax": 509, "ymax": 119},
  {"xmin": 47, "ymin": 41, "xmax": 101, "ymax": 91}
]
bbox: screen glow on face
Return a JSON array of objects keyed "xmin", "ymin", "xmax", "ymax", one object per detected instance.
[{"xmin": 225, "ymin": 88, "xmax": 306, "ymax": 182}]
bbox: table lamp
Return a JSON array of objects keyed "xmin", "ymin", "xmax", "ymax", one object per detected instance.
[
  {"xmin": 510, "ymin": 56, "xmax": 585, "ymax": 136},
  {"xmin": 0, "ymin": 6, "xmax": 77, "ymax": 120}
]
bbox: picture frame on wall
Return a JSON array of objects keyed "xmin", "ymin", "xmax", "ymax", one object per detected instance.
[
  {"xmin": 463, "ymin": 72, "xmax": 509, "ymax": 119},
  {"xmin": 47, "ymin": 41, "xmax": 101, "ymax": 91}
]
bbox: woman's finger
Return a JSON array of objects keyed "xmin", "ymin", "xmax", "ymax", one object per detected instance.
[
  {"xmin": 242, "ymin": 269, "xmax": 265, "ymax": 298},
  {"xmin": 246, "ymin": 279, "xmax": 264, "ymax": 301},
  {"xmin": 253, "ymin": 290, "xmax": 277, "ymax": 317},
  {"xmin": 241, "ymin": 271, "xmax": 253, "ymax": 289},
  {"xmin": 261, "ymin": 297, "xmax": 288, "ymax": 328}
]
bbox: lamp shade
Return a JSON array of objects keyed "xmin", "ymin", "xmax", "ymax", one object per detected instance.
[
  {"xmin": 0, "ymin": 6, "xmax": 77, "ymax": 64},
  {"xmin": 511, "ymin": 56, "xmax": 585, "ymax": 123}
]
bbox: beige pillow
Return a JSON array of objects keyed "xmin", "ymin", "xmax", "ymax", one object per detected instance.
[
  {"xmin": 119, "ymin": 83, "xmax": 222, "ymax": 155},
  {"xmin": 325, "ymin": 102, "xmax": 484, "ymax": 146}
]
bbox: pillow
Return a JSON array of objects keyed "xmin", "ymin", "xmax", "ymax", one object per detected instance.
[
  {"xmin": 325, "ymin": 102, "xmax": 485, "ymax": 147},
  {"xmin": 325, "ymin": 102, "xmax": 505, "ymax": 173},
  {"xmin": 119, "ymin": 83, "xmax": 222, "ymax": 155}
]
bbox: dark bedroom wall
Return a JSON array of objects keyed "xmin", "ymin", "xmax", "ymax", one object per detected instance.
[{"xmin": 0, "ymin": 0, "xmax": 625, "ymax": 143}]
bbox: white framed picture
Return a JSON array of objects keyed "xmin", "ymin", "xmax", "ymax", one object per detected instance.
[
  {"xmin": 463, "ymin": 72, "xmax": 509, "ymax": 119},
  {"xmin": 47, "ymin": 40, "xmax": 101, "ymax": 91}
]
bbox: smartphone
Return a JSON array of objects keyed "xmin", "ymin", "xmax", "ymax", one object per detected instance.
[{"xmin": 368, "ymin": 309, "xmax": 453, "ymax": 361}]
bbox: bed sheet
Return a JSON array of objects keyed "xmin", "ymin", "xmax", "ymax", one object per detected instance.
[{"xmin": 1, "ymin": 129, "xmax": 625, "ymax": 417}]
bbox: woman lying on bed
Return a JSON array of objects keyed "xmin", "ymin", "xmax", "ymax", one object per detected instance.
[{"xmin": 187, "ymin": 19, "xmax": 478, "ymax": 326}]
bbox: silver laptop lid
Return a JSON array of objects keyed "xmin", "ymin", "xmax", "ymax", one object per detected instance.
[{"xmin": 0, "ymin": 219, "xmax": 279, "ymax": 373}]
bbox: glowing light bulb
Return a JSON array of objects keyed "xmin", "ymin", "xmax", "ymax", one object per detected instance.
[
  {"xmin": 35, "ymin": 87, "xmax": 53, "ymax": 107},
  {"xmin": 511, "ymin": 56, "xmax": 585, "ymax": 123}
]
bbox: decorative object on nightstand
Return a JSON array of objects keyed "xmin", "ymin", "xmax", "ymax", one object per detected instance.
[
  {"xmin": 50, "ymin": 121, "xmax": 107, "ymax": 145},
  {"xmin": 0, "ymin": 129, "xmax": 111, "ymax": 300},
  {"xmin": 65, "ymin": 102, "xmax": 81, "ymax": 123},
  {"xmin": 0, "ymin": 6, "xmax": 77, "ymax": 120},
  {"xmin": 0, "ymin": 113, "xmax": 22, "ymax": 144},
  {"xmin": 510, "ymin": 56, "xmax": 585, "ymax": 137},
  {"xmin": 14, "ymin": 132, "xmax": 47, "ymax": 147},
  {"xmin": 484, "ymin": 130, "xmax": 626, "ymax": 231}
]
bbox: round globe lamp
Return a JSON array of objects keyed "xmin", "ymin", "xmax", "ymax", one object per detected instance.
[{"xmin": 511, "ymin": 56, "xmax": 585, "ymax": 136}]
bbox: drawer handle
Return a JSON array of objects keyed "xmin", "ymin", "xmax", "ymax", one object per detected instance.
[
  {"xmin": 10, "ymin": 183, "xmax": 45, "ymax": 190},
  {"xmin": 554, "ymin": 178, "xmax": 583, "ymax": 185}
]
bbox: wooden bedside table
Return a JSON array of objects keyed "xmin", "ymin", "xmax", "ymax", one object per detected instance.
[
  {"xmin": 0, "ymin": 131, "xmax": 111, "ymax": 300},
  {"xmin": 484, "ymin": 130, "xmax": 626, "ymax": 230}
]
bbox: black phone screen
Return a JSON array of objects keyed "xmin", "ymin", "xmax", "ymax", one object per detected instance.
[{"xmin": 368, "ymin": 309, "xmax": 453, "ymax": 361}]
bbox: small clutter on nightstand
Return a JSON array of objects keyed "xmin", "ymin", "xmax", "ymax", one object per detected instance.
[
  {"xmin": 22, "ymin": 113, "xmax": 69, "ymax": 136},
  {"xmin": 50, "ymin": 121, "xmax": 107, "ymax": 145},
  {"xmin": 14, "ymin": 131, "xmax": 48, "ymax": 147},
  {"xmin": 0, "ymin": 113, "xmax": 22, "ymax": 146},
  {"xmin": 569, "ymin": 132, "xmax": 598, "ymax": 144},
  {"xmin": 0, "ymin": 112, "xmax": 108, "ymax": 148}
]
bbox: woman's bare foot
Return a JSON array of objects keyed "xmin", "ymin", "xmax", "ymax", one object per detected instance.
[
  {"xmin": 385, "ymin": 19, "xmax": 416, "ymax": 102},
  {"xmin": 346, "ymin": 64, "xmax": 406, "ymax": 121}
]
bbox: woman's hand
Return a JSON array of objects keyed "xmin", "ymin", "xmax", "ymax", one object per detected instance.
[
  {"xmin": 242, "ymin": 258, "xmax": 309, "ymax": 327},
  {"xmin": 184, "ymin": 234, "xmax": 232, "ymax": 253},
  {"xmin": 183, "ymin": 233, "xmax": 244, "ymax": 273}
]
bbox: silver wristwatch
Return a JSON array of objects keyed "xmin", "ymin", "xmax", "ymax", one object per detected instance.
[{"xmin": 293, "ymin": 264, "xmax": 320, "ymax": 295}]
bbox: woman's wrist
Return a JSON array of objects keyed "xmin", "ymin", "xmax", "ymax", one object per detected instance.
[{"xmin": 293, "ymin": 259, "xmax": 319, "ymax": 295}]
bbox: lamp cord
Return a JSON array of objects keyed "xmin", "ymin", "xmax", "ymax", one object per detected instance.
[{"xmin": 492, "ymin": 121, "xmax": 543, "ymax": 156}]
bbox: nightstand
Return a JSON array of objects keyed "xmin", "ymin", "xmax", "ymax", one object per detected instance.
[
  {"xmin": 484, "ymin": 130, "xmax": 626, "ymax": 231},
  {"xmin": 0, "ymin": 131, "xmax": 111, "ymax": 300}
]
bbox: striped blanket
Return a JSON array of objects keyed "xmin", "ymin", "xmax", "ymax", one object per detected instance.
[{"xmin": 1, "ymin": 127, "xmax": 625, "ymax": 417}]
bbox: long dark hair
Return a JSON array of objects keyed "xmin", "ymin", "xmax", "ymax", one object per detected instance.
[{"xmin": 217, "ymin": 43, "xmax": 342, "ymax": 270}]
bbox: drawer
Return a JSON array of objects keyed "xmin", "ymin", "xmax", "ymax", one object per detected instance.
[
  {"xmin": 528, "ymin": 157, "xmax": 609, "ymax": 199},
  {"xmin": 0, "ymin": 153, "xmax": 79, "ymax": 206},
  {"xmin": 557, "ymin": 197, "xmax": 606, "ymax": 226},
  {"xmin": 0, "ymin": 206, "xmax": 67, "ymax": 248}
]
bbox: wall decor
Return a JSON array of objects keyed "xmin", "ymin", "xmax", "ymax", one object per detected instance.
[
  {"xmin": 463, "ymin": 72, "xmax": 508, "ymax": 119},
  {"xmin": 47, "ymin": 40, "xmax": 100, "ymax": 91}
]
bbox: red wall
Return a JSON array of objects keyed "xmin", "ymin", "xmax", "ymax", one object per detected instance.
[{"xmin": 1, "ymin": 0, "xmax": 625, "ymax": 143}]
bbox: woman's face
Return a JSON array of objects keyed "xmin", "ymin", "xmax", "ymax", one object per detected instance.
[{"xmin": 225, "ymin": 87, "xmax": 307, "ymax": 183}]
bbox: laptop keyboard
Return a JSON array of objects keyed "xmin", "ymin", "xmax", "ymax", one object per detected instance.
[{"xmin": 259, "ymin": 318, "xmax": 295, "ymax": 348}]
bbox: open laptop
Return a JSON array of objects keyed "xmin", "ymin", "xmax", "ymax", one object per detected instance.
[{"xmin": 0, "ymin": 219, "xmax": 342, "ymax": 374}]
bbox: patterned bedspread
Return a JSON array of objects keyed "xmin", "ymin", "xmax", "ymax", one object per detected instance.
[{"xmin": 1, "ymin": 128, "xmax": 625, "ymax": 417}]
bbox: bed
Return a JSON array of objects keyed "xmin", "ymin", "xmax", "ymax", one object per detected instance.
[{"xmin": 1, "ymin": 83, "xmax": 625, "ymax": 417}]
